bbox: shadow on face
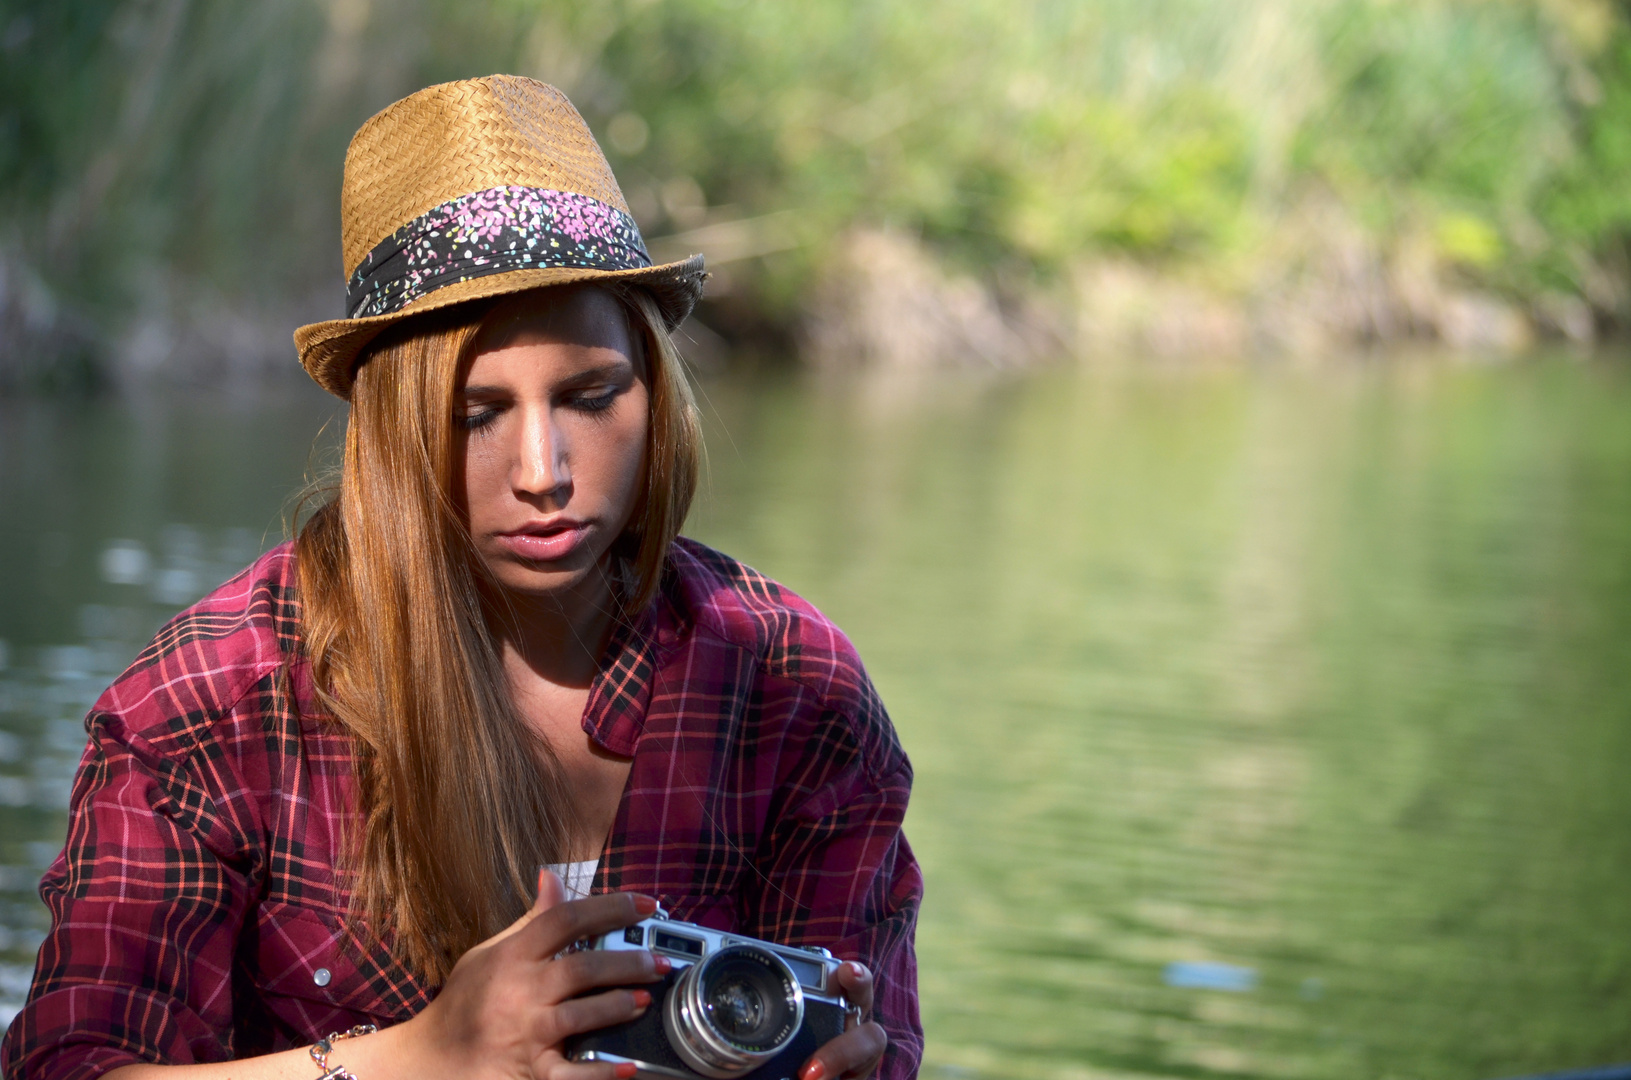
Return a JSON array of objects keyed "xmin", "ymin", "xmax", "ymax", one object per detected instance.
[{"xmin": 472, "ymin": 284, "xmax": 640, "ymax": 371}]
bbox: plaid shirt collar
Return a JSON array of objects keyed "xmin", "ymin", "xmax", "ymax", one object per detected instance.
[{"xmin": 581, "ymin": 573, "xmax": 686, "ymax": 756}]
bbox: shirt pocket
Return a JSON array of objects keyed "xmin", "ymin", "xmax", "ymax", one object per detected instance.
[{"xmin": 250, "ymin": 900, "xmax": 414, "ymax": 1022}]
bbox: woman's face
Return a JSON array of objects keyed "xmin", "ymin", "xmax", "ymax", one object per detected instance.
[{"xmin": 455, "ymin": 285, "xmax": 649, "ymax": 604}]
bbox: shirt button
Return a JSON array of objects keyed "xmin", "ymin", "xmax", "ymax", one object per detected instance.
[{"xmin": 313, "ymin": 967, "xmax": 332, "ymax": 987}]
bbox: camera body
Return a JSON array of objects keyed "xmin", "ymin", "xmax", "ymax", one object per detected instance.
[{"xmin": 564, "ymin": 913, "xmax": 852, "ymax": 1080}]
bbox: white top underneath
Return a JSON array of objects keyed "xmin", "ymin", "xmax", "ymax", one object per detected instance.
[{"xmin": 546, "ymin": 859, "xmax": 599, "ymax": 901}]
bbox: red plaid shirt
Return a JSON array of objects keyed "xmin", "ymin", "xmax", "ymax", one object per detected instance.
[{"xmin": 2, "ymin": 539, "xmax": 922, "ymax": 1080}]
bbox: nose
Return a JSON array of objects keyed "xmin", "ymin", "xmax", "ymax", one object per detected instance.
[{"xmin": 513, "ymin": 404, "xmax": 571, "ymax": 503}]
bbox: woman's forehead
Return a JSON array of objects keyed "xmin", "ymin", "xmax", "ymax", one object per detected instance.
[{"xmin": 473, "ymin": 284, "xmax": 631, "ymax": 354}]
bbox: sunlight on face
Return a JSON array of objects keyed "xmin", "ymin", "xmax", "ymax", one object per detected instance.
[{"xmin": 456, "ymin": 286, "xmax": 649, "ymax": 605}]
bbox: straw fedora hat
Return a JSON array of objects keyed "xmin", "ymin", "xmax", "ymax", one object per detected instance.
[{"xmin": 294, "ymin": 75, "xmax": 706, "ymax": 398}]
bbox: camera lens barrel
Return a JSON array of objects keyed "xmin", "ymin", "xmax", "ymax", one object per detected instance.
[{"xmin": 664, "ymin": 943, "xmax": 806, "ymax": 1078}]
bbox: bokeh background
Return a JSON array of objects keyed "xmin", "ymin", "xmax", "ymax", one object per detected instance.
[{"xmin": 4, "ymin": 2, "xmax": 1631, "ymax": 1078}]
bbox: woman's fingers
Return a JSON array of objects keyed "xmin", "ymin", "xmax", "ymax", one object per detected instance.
[
  {"xmin": 535, "ymin": 866, "xmax": 568, "ymax": 912},
  {"xmin": 831, "ymin": 959, "xmax": 875, "ymax": 1020},
  {"xmin": 798, "ymin": 1021, "xmax": 888, "ymax": 1080},
  {"xmin": 482, "ymin": 868, "xmax": 569, "ymax": 949},
  {"xmin": 542, "ymin": 948, "xmax": 671, "ymax": 1003},
  {"xmin": 547, "ymin": 986, "xmax": 655, "ymax": 1041},
  {"xmin": 515, "ymin": 891, "xmax": 659, "ymax": 960},
  {"xmin": 534, "ymin": 1047, "xmax": 640, "ymax": 1080}
]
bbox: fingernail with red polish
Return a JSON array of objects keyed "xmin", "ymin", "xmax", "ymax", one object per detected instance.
[
  {"xmin": 633, "ymin": 894, "xmax": 659, "ymax": 916},
  {"xmin": 615, "ymin": 1064, "xmax": 638, "ymax": 1079},
  {"xmin": 652, "ymin": 954, "xmax": 673, "ymax": 975},
  {"xmin": 799, "ymin": 1061, "xmax": 826, "ymax": 1080},
  {"xmin": 631, "ymin": 989, "xmax": 653, "ymax": 1009},
  {"xmin": 847, "ymin": 961, "xmax": 866, "ymax": 978}
]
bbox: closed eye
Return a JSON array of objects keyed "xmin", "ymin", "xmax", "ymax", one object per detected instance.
[
  {"xmin": 569, "ymin": 387, "xmax": 621, "ymax": 414},
  {"xmin": 457, "ymin": 401, "xmax": 504, "ymax": 432}
]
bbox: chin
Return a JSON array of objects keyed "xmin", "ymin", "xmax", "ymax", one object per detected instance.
[
  {"xmin": 496, "ymin": 561, "xmax": 587, "ymax": 591},
  {"xmin": 486, "ymin": 549, "xmax": 604, "ymax": 600}
]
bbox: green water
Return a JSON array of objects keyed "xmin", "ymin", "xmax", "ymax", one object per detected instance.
[{"xmin": 3, "ymin": 358, "xmax": 1631, "ymax": 1078}]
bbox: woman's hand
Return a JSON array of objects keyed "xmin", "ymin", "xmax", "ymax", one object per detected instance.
[
  {"xmin": 797, "ymin": 961, "xmax": 888, "ymax": 1080},
  {"xmin": 379, "ymin": 870, "xmax": 669, "ymax": 1080}
]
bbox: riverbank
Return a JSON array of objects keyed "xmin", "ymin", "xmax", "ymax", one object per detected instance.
[{"xmin": 801, "ymin": 218, "xmax": 1598, "ymax": 374}]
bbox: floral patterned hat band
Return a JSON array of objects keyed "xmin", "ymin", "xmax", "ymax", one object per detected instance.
[{"xmin": 346, "ymin": 185, "xmax": 654, "ymax": 320}]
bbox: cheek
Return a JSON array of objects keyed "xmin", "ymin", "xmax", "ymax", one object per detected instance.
[
  {"xmin": 597, "ymin": 399, "xmax": 650, "ymax": 523},
  {"xmin": 457, "ymin": 435, "xmax": 510, "ymax": 528}
]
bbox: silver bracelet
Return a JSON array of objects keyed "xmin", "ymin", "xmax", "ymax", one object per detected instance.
[{"xmin": 310, "ymin": 1024, "xmax": 378, "ymax": 1080}]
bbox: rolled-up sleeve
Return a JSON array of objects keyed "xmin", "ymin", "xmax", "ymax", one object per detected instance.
[
  {"xmin": 744, "ymin": 706, "xmax": 924, "ymax": 1080},
  {"xmin": 2, "ymin": 707, "xmax": 255, "ymax": 1080}
]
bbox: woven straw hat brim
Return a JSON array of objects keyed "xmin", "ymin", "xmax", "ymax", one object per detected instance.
[{"xmin": 294, "ymin": 254, "xmax": 704, "ymax": 399}]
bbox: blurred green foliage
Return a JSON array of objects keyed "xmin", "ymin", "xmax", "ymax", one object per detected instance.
[{"xmin": 2, "ymin": 0, "xmax": 1631, "ymax": 375}]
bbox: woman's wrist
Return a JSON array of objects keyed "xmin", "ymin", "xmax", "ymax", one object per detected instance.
[
  {"xmin": 309, "ymin": 1026, "xmax": 378, "ymax": 1080},
  {"xmin": 321, "ymin": 1015, "xmax": 439, "ymax": 1080}
]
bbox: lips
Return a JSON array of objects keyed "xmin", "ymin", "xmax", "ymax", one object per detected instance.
[{"xmin": 494, "ymin": 520, "xmax": 590, "ymax": 562}]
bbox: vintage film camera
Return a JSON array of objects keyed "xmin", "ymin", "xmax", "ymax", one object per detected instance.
[{"xmin": 565, "ymin": 911, "xmax": 858, "ymax": 1080}]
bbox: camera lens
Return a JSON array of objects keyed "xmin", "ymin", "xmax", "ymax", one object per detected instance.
[
  {"xmin": 702, "ymin": 954, "xmax": 785, "ymax": 1045},
  {"xmin": 665, "ymin": 944, "xmax": 805, "ymax": 1078}
]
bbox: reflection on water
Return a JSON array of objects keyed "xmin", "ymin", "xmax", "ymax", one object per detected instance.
[
  {"xmin": 685, "ymin": 357, "xmax": 1631, "ymax": 1080},
  {"xmin": 3, "ymin": 358, "xmax": 1631, "ymax": 1077}
]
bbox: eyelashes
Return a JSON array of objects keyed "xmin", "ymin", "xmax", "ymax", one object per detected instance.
[
  {"xmin": 570, "ymin": 390, "xmax": 620, "ymax": 417},
  {"xmin": 456, "ymin": 389, "xmax": 622, "ymax": 432},
  {"xmin": 458, "ymin": 408, "xmax": 499, "ymax": 432}
]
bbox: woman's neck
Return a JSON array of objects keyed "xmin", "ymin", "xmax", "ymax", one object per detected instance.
[
  {"xmin": 493, "ymin": 565, "xmax": 633, "ymax": 863},
  {"xmin": 493, "ymin": 564, "xmax": 619, "ymax": 690}
]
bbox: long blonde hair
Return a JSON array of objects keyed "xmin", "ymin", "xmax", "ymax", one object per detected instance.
[{"xmin": 296, "ymin": 286, "xmax": 700, "ymax": 982}]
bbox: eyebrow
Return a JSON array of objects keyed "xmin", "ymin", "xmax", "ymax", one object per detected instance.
[{"xmin": 458, "ymin": 361, "xmax": 633, "ymax": 397}]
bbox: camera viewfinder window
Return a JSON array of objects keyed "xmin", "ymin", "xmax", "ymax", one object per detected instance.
[
  {"xmin": 781, "ymin": 955, "xmax": 825, "ymax": 991},
  {"xmin": 653, "ymin": 931, "xmax": 705, "ymax": 958}
]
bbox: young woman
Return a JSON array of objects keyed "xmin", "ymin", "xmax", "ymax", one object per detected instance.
[{"xmin": 1, "ymin": 77, "xmax": 921, "ymax": 1080}]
